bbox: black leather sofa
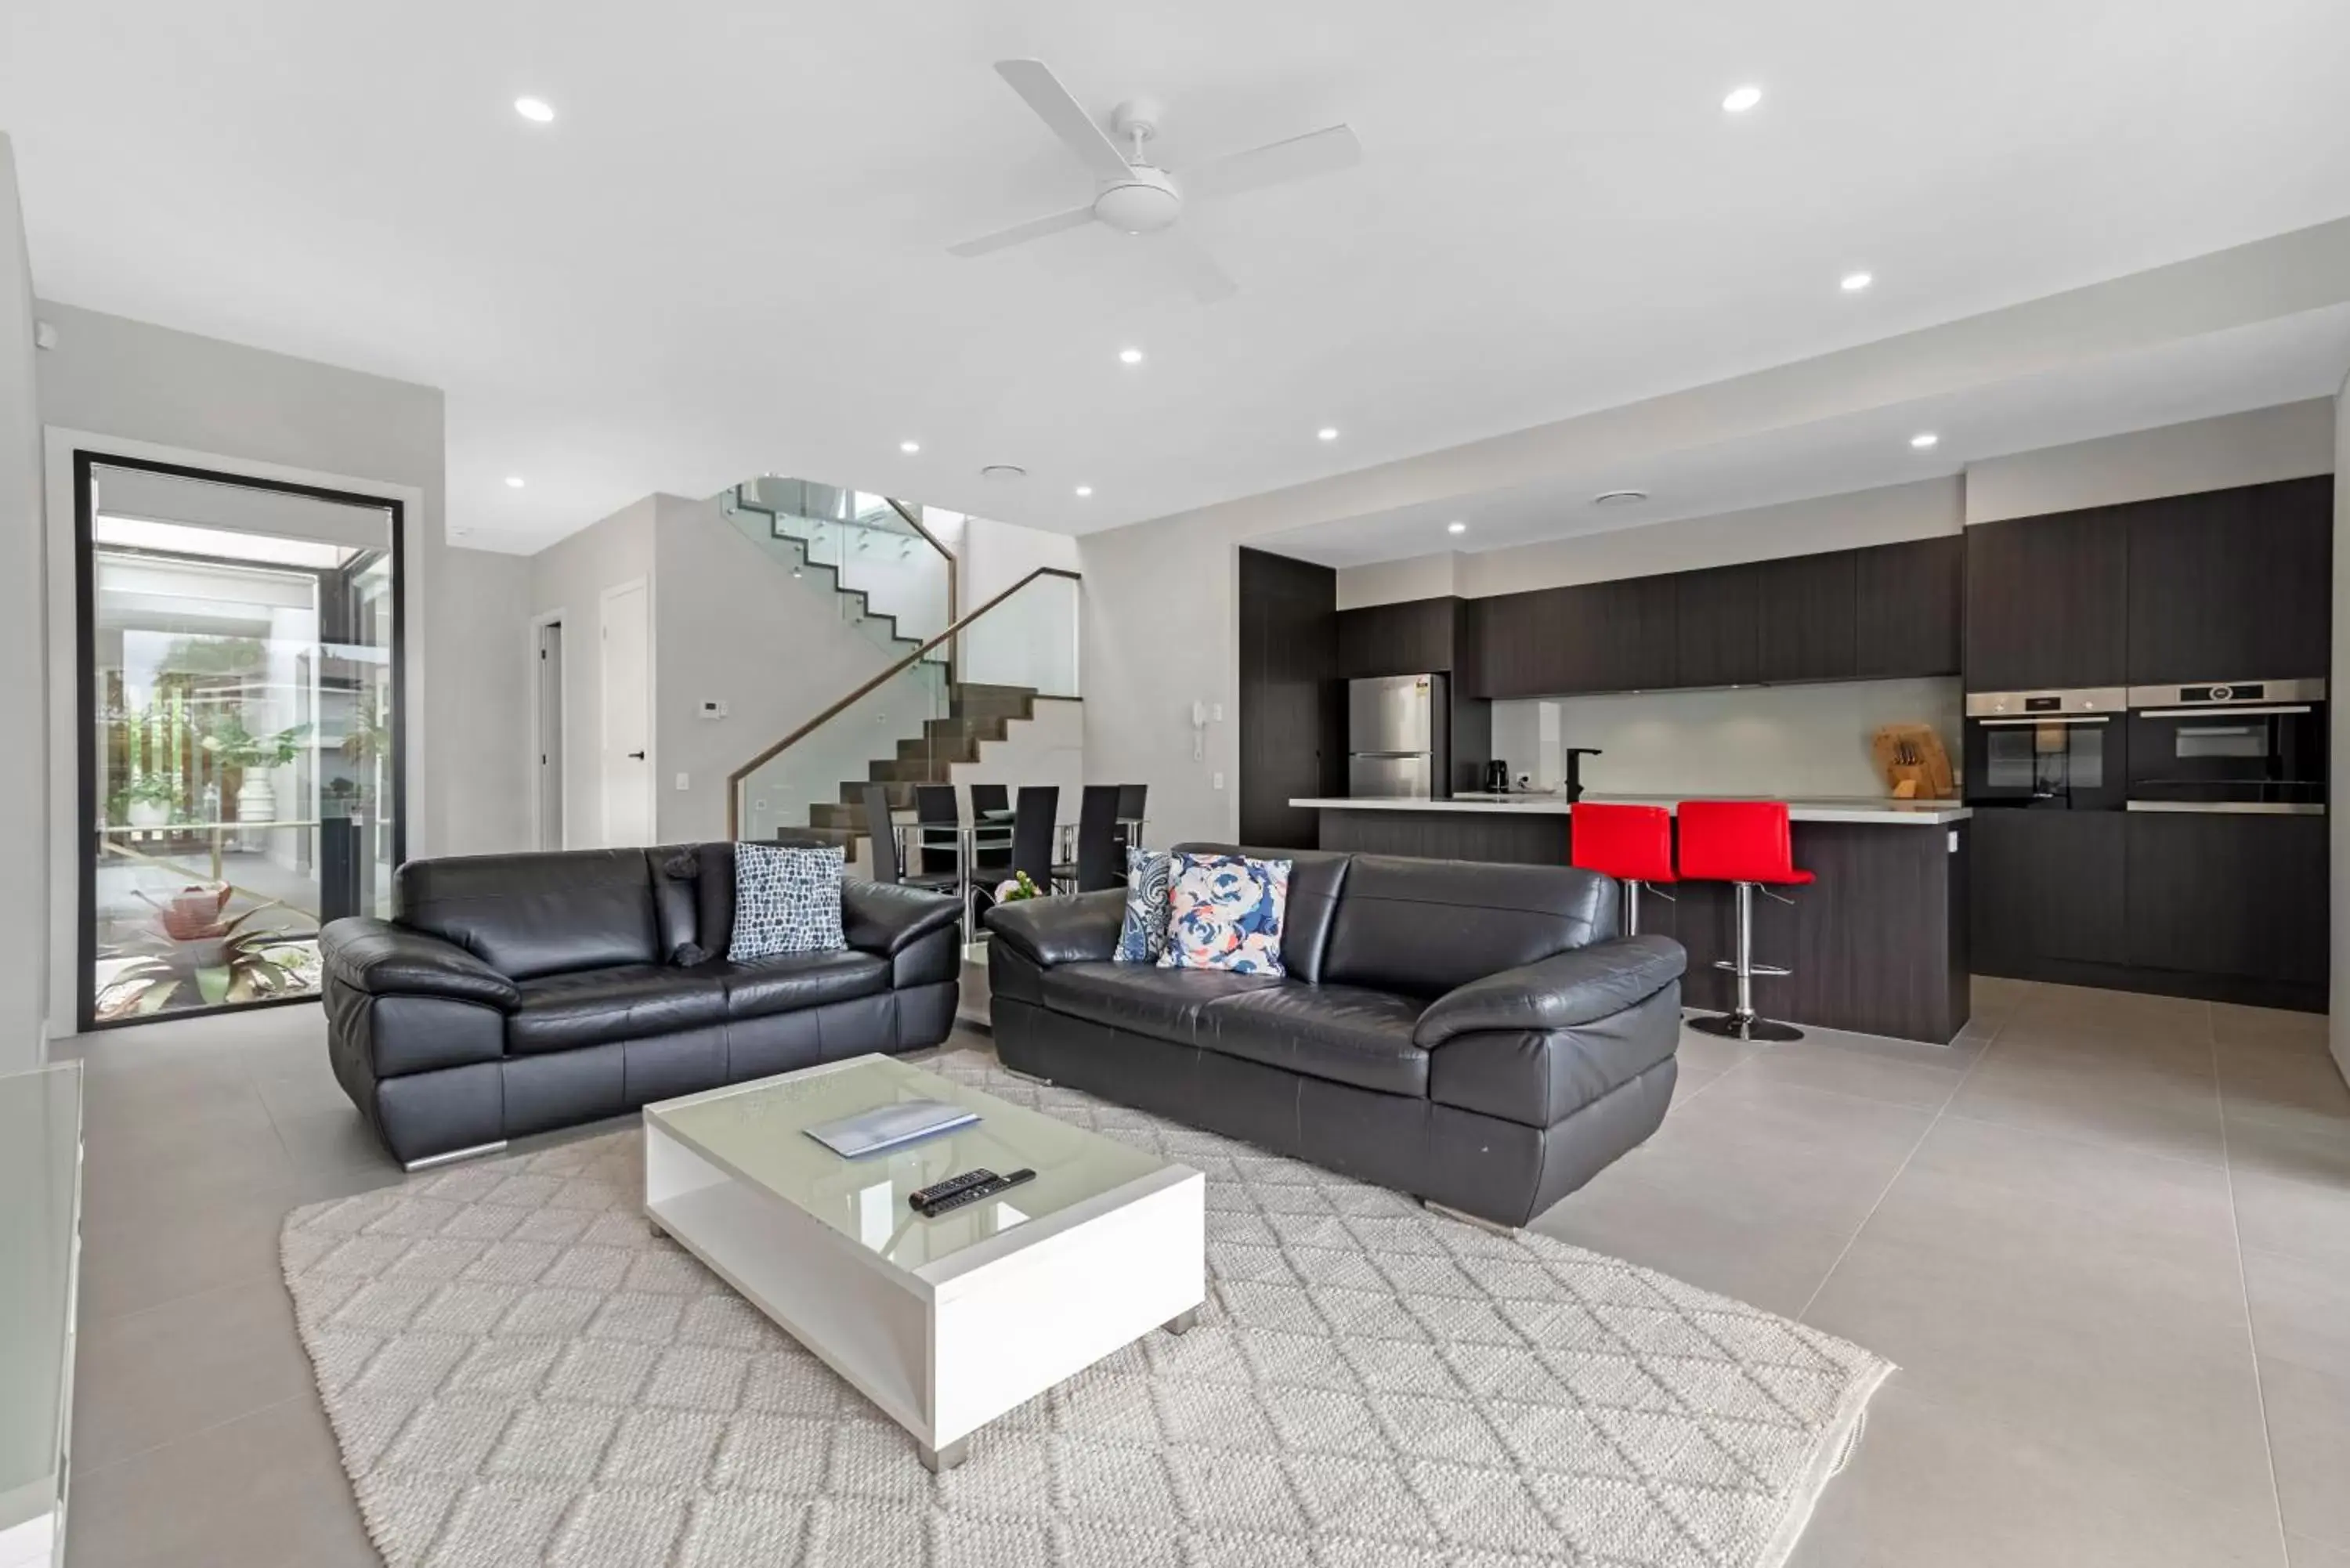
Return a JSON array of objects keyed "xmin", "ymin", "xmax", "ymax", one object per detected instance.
[
  {"xmin": 984, "ymin": 844, "xmax": 1685, "ymax": 1228},
  {"xmin": 320, "ymin": 844, "xmax": 964, "ymax": 1167}
]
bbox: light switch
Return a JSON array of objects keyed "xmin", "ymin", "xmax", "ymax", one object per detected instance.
[
  {"xmin": 1213, "ymin": 771, "xmax": 1226, "ymax": 790},
  {"xmin": 1211, "ymin": 703, "xmax": 1224, "ymax": 722},
  {"xmin": 676, "ymin": 772, "xmax": 692, "ymax": 792}
]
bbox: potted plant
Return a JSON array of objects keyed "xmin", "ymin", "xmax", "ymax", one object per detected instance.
[
  {"xmin": 114, "ymin": 773, "xmax": 183, "ymax": 829},
  {"xmin": 96, "ymin": 888, "xmax": 310, "ymax": 1017},
  {"xmin": 200, "ymin": 714, "xmax": 312, "ymax": 825}
]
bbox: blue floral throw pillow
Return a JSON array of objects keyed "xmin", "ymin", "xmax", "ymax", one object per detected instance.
[
  {"xmin": 1112, "ymin": 847, "xmax": 1173, "ymax": 963},
  {"xmin": 728, "ymin": 844, "xmax": 847, "ymax": 961},
  {"xmin": 1158, "ymin": 853, "xmax": 1291, "ymax": 975}
]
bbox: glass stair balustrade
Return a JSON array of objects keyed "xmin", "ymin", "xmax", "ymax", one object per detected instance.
[
  {"xmin": 729, "ymin": 569, "xmax": 1082, "ymax": 859},
  {"xmin": 721, "ymin": 479, "xmax": 953, "ymax": 667}
]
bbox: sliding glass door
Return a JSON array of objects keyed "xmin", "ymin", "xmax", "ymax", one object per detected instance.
[{"xmin": 77, "ymin": 455, "xmax": 403, "ymax": 1028}]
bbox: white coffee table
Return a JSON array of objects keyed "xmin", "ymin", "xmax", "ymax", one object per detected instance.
[{"xmin": 642, "ymin": 1054, "xmax": 1204, "ymax": 1472}]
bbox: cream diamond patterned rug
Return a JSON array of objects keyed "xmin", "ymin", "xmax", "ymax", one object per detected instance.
[{"xmin": 282, "ymin": 1053, "xmax": 1891, "ymax": 1567}]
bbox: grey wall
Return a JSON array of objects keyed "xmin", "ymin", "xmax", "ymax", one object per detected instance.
[
  {"xmin": 0, "ymin": 138, "xmax": 46, "ymax": 1070},
  {"xmin": 651, "ymin": 493, "xmax": 892, "ymax": 844},
  {"xmin": 32, "ymin": 299, "xmax": 531, "ymax": 1035}
]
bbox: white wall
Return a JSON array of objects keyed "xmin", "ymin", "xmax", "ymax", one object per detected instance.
[
  {"xmin": 1492, "ymin": 678, "xmax": 1963, "ymax": 800},
  {"xmin": 1966, "ymin": 399, "xmax": 2335, "ymax": 524},
  {"xmin": 1337, "ymin": 479, "xmax": 1963, "ymax": 608},
  {"xmin": 652, "ymin": 493, "xmax": 896, "ymax": 844},
  {"xmin": 0, "ymin": 137, "xmax": 45, "ymax": 1069},
  {"xmin": 960, "ymin": 515, "xmax": 1080, "ymax": 694},
  {"xmin": 437, "ymin": 547, "xmax": 533, "ymax": 855},
  {"xmin": 528, "ymin": 497, "xmax": 655, "ymax": 848},
  {"xmin": 2333, "ymin": 381, "xmax": 2349, "ymax": 1080}
]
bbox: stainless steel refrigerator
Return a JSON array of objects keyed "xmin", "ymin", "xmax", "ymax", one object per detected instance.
[{"xmin": 1347, "ymin": 674, "xmax": 1449, "ymax": 798}]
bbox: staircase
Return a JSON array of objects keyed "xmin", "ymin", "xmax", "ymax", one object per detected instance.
[
  {"xmin": 721, "ymin": 479, "xmax": 952, "ymax": 669},
  {"xmin": 808, "ymin": 681, "xmax": 1039, "ymax": 840}
]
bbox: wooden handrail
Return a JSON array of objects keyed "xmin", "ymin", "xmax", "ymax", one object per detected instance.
[{"xmin": 725, "ymin": 565, "xmax": 1082, "ymax": 838}]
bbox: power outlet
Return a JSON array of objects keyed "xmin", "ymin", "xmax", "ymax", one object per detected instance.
[{"xmin": 675, "ymin": 772, "xmax": 692, "ymax": 792}]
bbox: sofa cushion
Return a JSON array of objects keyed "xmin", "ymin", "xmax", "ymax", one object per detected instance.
[
  {"xmin": 1200, "ymin": 984, "xmax": 1430, "ymax": 1098},
  {"xmin": 1159, "ymin": 853, "xmax": 1292, "ymax": 975},
  {"xmin": 1173, "ymin": 844, "xmax": 1351, "ymax": 984},
  {"xmin": 728, "ymin": 844, "xmax": 848, "ymax": 960},
  {"xmin": 1319, "ymin": 855, "xmax": 1618, "ymax": 997},
  {"xmin": 691, "ymin": 950, "xmax": 889, "ymax": 1021},
  {"xmin": 1040, "ymin": 962, "xmax": 1283, "ymax": 1046},
  {"xmin": 397, "ymin": 849, "xmax": 661, "ymax": 980},
  {"xmin": 508, "ymin": 964, "xmax": 728, "ymax": 1054}
]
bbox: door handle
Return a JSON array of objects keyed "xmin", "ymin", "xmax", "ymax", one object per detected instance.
[{"xmin": 627, "ymin": 750, "xmax": 646, "ymax": 761}]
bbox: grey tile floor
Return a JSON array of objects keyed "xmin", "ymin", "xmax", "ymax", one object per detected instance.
[{"xmin": 52, "ymin": 978, "xmax": 2350, "ymax": 1566}]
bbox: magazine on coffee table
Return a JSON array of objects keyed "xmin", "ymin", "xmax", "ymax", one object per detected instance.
[{"xmin": 803, "ymin": 1098, "xmax": 979, "ymax": 1158}]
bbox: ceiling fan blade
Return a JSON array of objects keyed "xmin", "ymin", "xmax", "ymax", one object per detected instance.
[
  {"xmin": 1186, "ymin": 124, "xmax": 1362, "ymax": 202},
  {"xmin": 993, "ymin": 59, "xmax": 1133, "ymax": 184},
  {"xmin": 948, "ymin": 204, "xmax": 1096, "ymax": 258},
  {"xmin": 1159, "ymin": 233, "xmax": 1238, "ymax": 305}
]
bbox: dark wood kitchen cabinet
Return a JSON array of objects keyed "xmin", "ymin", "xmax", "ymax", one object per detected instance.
[
  {"xmin": 1965, "ymin": 508, "xmax": 2129, "ymax": 691},
  {"xmin": 2124, "ymin": 477, "xmax": 2333, "ymax": 685},
  {"xmin": 1752, "ymin": 550, "xmax": 1857, "ymax": 684},
  {"xmin": 1969, "ymin": 810, "xmax": 2128, "ymax": 971},
  {"xmin": 1673, "ymin": 565, "xmax": 1761, "ymax": 688},
  {"xmin": 1238, "ymin": 548, "xmax": 1343, "ymax": 848},
  {"xmin": 1568, "ymin": 573, "xmax": 1679, "ymax": 694},
  {"xmin": 1466, "ymin": 587, "xmax": 1553, "ymax": 698},
  {"xmin": 1336, "ymin": 597, "xmax": 1459, "ymax": 679},
  {"xmin": 2124, "ymin": 811, "xmax": 2328, "ymax": 987},
  {"xmin": 1853, "ymin": 535, "xmax": 1962, "ymax": 678}
]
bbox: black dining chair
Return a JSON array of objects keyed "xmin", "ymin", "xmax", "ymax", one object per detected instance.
[
  {"xmin": 1009, "ymin": 786, "xmax": 1059, "ymax": 888},
  {"xmin": 1112, "ymin": 782, "xmax": 1148, "ymax": 863},
  {"xmin": 862, "ymin": 784, "xmax": 956, "ymax": 891},
  {"xmin": 912, "ymin": 785, "xmax": 961, "ymax": 880},
  {"xmin": 1054, "ymin": 784, "xmax": 1125, "ymax": 892},
  {"xmin": 968, "ymin": 782, "xmax": 1012, "ymax": 876}
]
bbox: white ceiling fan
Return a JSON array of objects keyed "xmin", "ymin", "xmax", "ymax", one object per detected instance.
[{"xmin": 949, "ymin": 58, "xmax": 1362, "ymax": 303}]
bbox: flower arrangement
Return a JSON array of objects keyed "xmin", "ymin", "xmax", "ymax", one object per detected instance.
[{"xmin": 993, "ymin": 870, "xmax": 1045, "ymax": 903}]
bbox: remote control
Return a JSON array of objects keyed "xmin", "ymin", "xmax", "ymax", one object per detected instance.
[
  {"xmin": 912, "ymin": 1168, "xmax": 1037, "ymax": 1216},
  {"xmin": 908, "ymin": 1169, "xmax": 996, "ymax": 1213}
]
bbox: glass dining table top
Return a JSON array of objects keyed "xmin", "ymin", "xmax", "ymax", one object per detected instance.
[{"xmin": 647, "ymin": 1055, "xmax": 1172, "ymax": 1277}]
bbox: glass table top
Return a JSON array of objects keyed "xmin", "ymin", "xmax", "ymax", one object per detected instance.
[{"xmin": 647, "ymin": 1056, "xmax": 1173, "ymax": 1275}]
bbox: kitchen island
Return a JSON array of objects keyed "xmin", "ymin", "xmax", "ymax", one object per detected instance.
[{"xmin": 1290, "ymin": 794, "xmax": 1972, "ymax": 1044}]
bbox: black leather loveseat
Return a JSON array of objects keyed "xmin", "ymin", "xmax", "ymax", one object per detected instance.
[
  {"xmin": 984, "ymin": 844, "xmax": 1685, "ymax": 1228},
  {"xmin": 320, "ymin": 843, "xmax": 963, "ymax": 1167}
]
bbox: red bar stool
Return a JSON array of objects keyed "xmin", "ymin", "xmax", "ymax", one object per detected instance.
[
  {"xmin": 1569, "ymin": 803, "xmax": 1676, "ymax": 936},
  {"xmin": 1676, "ymin": 801, "xmax": 1813, "ymax": 1042}
]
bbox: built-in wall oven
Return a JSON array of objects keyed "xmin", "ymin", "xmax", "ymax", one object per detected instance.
[
  {"xmin": 1963, "ymin": 688, "xmax": 2128, "ymax": 810},
  {"xmin": 2125, "ymin": 679, "xmax": 2326, "ymax": 815}
]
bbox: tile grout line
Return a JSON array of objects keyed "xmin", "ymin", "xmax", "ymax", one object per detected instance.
[
  {"xmin": 2213, "ymin": 1003, "xmax": 2296, "ymax": 1568},
  {"xmin": 1790, "ymin": 1002, "xmax": 2012, "ymax": 1325},
  {"xmin": 70, "ymin": 1391, "xmax": 317, "ymax": 1482}
]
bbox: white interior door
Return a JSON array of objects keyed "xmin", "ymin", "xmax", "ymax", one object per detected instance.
[
  {"xmin": 536, "ymin": 620, "xmax": 566, "ymax": 849},
  {"xmin": 599, "ymin": 582, "xmax": 653, "ymax": 847}
]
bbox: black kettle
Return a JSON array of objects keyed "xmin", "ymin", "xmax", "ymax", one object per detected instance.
[{"xmin": 1481, "ymin": 761, "xmax": 1511, "ymax": 793}]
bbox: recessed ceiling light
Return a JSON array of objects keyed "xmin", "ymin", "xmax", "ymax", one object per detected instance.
[
  {"xmin": 1118, "ymin": 348, "xmax": 1144, "ymax": 365},
  {"xmin": 1317, "ymin": 427, "xmax": 1340, "ymax": 442},
  {"xmin": 504, "ymin": 475, "xmax": 526, "ymax": 489},
  {"xmin": 1446, "ymin": 521, "xmax": 1467, "ymax": 535},
  {"xmin": 1841, "ymin": 271, "xmax": 1874, "ymax": 292},
  {"xmin": 1722, "ymin": 85, "xmax": 1762, "ymax": 114},
  {"xmin": 1593, "ymin": 489, "xmax": 1649, "ymax": 507},
  {"xmin": 1911, "ymin": 432, "xmax": 1940, "ymax": 450},
  {"xmin": 1074, "ymin": 485, "xmax": 1094, "ymax": 497},
  {"xmin": 898, "ymin": 439, "xmax": 920, "ymax": 454},
  {"xmin": 514, "ymin": 97, "xmax": 555, "ymax": 124}
]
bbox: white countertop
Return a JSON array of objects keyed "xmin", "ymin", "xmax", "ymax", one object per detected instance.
[{"xmin": 1290, "ymin": 792, "xmax": 1972, "ymax": 826}]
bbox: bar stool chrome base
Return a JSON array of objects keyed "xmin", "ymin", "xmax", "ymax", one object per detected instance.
[{"xmin": 1687, "ymin": 1011, "xmax": 1804, "ymax": 1042}]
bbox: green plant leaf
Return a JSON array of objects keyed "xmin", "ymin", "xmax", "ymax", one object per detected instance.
[{"xmin": 196, "ymin": 967, "xmax": 231, "ymax": 1006}]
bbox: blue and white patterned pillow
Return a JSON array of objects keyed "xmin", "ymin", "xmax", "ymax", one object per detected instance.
[
  {"xmin": 728, "ymin": 844, "xmax": 847, "ymax": 961},
  {"xmin": 1112, "ymin": 847, "xmax": 1173, "ymax": 963},
  {"xmin": 1158, "ymin": 853, "xmax": 1291, "ymax": 975}
]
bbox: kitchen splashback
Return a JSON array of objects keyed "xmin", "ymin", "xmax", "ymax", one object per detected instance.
[{"xmin": 1491, "ymin": 677, "xmax": 1962, "ymax": 798}]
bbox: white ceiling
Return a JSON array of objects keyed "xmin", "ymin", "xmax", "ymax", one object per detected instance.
[
  {"xmin": 1258, "ymin": 305, "xmax": 2350, "ymax": 566},
  {"xmin": 5, "ymin": 1, "xmax": 2348, "ymax": 554}
]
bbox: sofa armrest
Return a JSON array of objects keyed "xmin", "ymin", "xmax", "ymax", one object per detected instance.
[
  {"xmin": 1415, "ymin": 935, "xmax": 1685, "ymax": 1049},
  {"xmin": 842, "ymin": 878, "xmax": 963, "ymax": 957},
  {"xmin": 320, "ymin": 918, "xmax": 522, "ymax": 1011},
  {"xmin": 983, "ymin": 890, "xmax": 1124, "ymax": 968}
]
